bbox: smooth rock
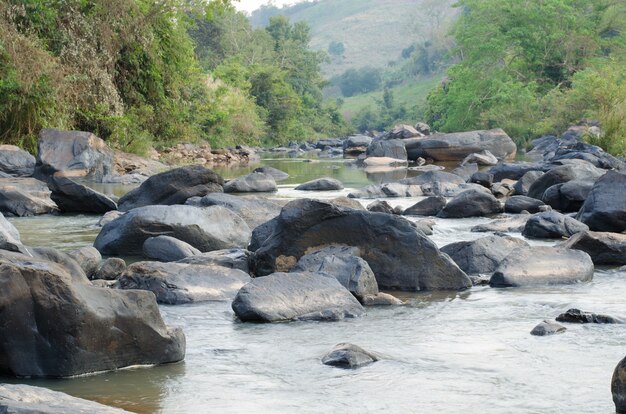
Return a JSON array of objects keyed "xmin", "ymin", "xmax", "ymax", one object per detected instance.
[
  {"xmin": 513, "ymin": 170, "xmax": 545, "ymax": 195},
  {"xmin": 504, "ymin": 196, "xmax": 546, "ymax": 214},
  {"xmin": 404, "ymin": 129, "xmax": 516, "ymax": 161},
  {"xmin": 93, "ymin": 257, "xmax": 126, "ymax": 281},
  {"xmin": 541, "ymin": 180, "xmax": 593, "ymax": 212},
  {"xmin": 253, "ymin": 166, "xmax": 289, "ymax": 181},
  {"xmin": 178, "ymin": 249, "xmax": 252, "ymax": 273},
  {"xmin": 321, "ymin": 343, "xmax": 378, "ymax": 369},
  {"xmin": 471, "ymin": 214, "xmax": 531, "ymax": 233},
  {"xmin": 47, "ymin": 175, "xmax": 117, "ymax": 213},
  {"xmin": 527, "ymin": 163, "xmax": 604, "ymax": 200},
  {"xmin": 0, "ymin": 145, "xmax": 36, "ymax": 177},
  {"xmin": 367, "ymin": 200, "xmax": 394, "ymax": 214},
  {"xmin": 530, "ymin": 320, "xmax": 566, "ymax": 336},
  {"xmin": 343, "ymin": 135, "xmax": 372, "ymax": 155},
  {"xmin": 366, "ymin": 139, "xmax": 407, "ymax": 160},
  {"xmin": 556, "ymin": 308, "xmax": 623, "ymax": 324},
  {"xmin": 461, "ymin": 150, "xmax": 498, "ymax": 166},
  {"xmin": 522, "ymin": 211, "xmax": 588, "ymax": 239},
  {"xmin": 143, "ymin": 235, "xmax": 201, "ymax": 262},
  {"xmin": 0, "ymin": 177, "xmax": 59, "ymax": 216},
  {"xmin": 613, "ymin": 356, "xmax": 626, "ymax": 413},
  {"xmin": 441, "ymin": 235, "xmax": 528, "ymax": 275},
  {"xmin": 576, "ymin": 171, "xmax": 626, "ymax": 232},
  {"xmin": 560, "ymin": 231, "xmax": 626, "ymax": 265},
  {"xmin": 438, "ymin": 189, "xmax": 502, "ymax": 218},
  {"xmin": 295, "ymin": 177, "xmax": 344, "ymax": 191},
  {"xmin": 403, "ymin": 196, "xmax": 446, "ymax": 216},
  {"xmin": 67, "ymin": 246, "xmax": 102, "ymax": 279},
  {"xmin": 0, "ymin": 212, "xmax": 25, "ymax": 253},
  {"xmin": 224, "ymin": 172, "xmax": 277, "ymax": 193}
]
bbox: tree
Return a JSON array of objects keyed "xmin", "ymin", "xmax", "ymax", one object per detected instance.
[{"xmin": 328, "ymin": 41, "xmax": 345, "ymax": 56}]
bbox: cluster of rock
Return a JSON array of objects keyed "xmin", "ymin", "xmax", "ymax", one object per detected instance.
[{"xmin": 160, "ymin": 142, "xmax": 259, "ymax": 166}]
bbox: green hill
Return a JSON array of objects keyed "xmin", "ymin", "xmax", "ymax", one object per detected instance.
[{"xmin": 249, "ymin": 0, "xmax": 459, "ymax": 77}]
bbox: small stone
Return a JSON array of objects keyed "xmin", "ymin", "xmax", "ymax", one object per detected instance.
[
  {"xmin": 530, "ymin": 320, "xmax": 566, "ymax": 336},
  {"xmin": 322, "ymin": 343, "xmax": 378, "ymax": 369}
]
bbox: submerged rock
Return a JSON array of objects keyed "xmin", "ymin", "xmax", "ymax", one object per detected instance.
[
  {"xmin": 295, "ymin": 177, "xmax": 344, "ymax": 191},
  {"xmin": 231, "ymin": 272, "xmax": 365, "ymax": 322},
  {"xmin": 530, "ymin": 320, "xmax": 566, "ymax": 336},
  {"xmin": 322, "ymin": 343, "xmax": 378, "ymax": 369},
  {"xmin": 556, "ymin": 308, "xmax": 623, "ymax": 324}
]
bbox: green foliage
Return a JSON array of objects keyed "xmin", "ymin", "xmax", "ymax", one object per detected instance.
[
  {"xmin": 334, "ymin": 67, "xmax": 383, "ymax": 97},
  {"xmin": 328, "ymin": 41, "xmax": 344, "ymax": 56}
]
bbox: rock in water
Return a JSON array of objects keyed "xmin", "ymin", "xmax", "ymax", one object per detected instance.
[
  {"xmin": 0, "ymin": 145, "xmax": 36, "ymax": 177},
  {"xmin": 560, "ymin": 231, "xmax": 626, "ymax": 265},
  {"xmin": 441, "ymin": 235, "xmax": 528, "ymax": 276},
  {"xmin": 404, "ymin": 129, "xmax": 516, "ymax": 161},
  {"xmin": 143, "ymin": 235, "xmax": 201, "ymax": 262},
  {"xmin": 0, "ymin": 383, "xmax": 130, "ymax": 413},
  {"xmin": 504, "ymin": 196, "xmax": 547, "ymax": 214},
  {"xmin": 322, "ymin": 343, "xmax": 378, "ymax": 369},
  {"xmin": 343, "ymin": 135, "xmax": 372, "ymax": 155},
  {"xmin": 577, "ymin": 171, "xmax": 626, "ymax": 232},
  {"xmin": 0, "ymin": 212, "xmax": 26, "ymax": 253},
  {"xmin": 47, "ymin": 175, "xmax": 117, "ymax": 213},
  {"xmin": 366, "ymin": 139, "xmax": 408, "ymax": 160},
  {"xmin": 231, "ymin": 272, "xmax": 365, "ymax": 322},
  {"xmin": 253, "ymin": 166, "xmax": 289, "ymax": 181},
  {"xmin": 522, "ymin": 211, "xmax": 588, "ymax": 239},
  {"xmin": 224, "ymin": 172, "xmax": 277, "ymax": 193},
  {"xmin": 556, "ymin": 308, "xmax": 623, "ymax": 324},
  {"xmin": 67, "ymin": 246, "xmax": 102, "ymax": 279},
  {"xmin": 252, "ymin": 199, "xmax": 470, "ymax": 291},
  {"xmin": 613, "ymin": 356, "xmax": 626, "ymax": 413},
  {"xmin": 0, "ymin": 177, "xmax": 59, "ymax": 216},
  {"xmin": 118, "ymin": 261, "xmax": 251, "ymax": 304},
  {"xmin": 94, "ymin": 257, "xmax": 126, "ymax": 280},
  {"xmin": 0, "ymin": 250, "xmax": 185, "ymax": 377},
  {"xmin": 36, "ymin": 128, "xmax": 114, "ymax": 180},
  {"xmin": 295, "ymin": 177, "xmax": 344, "ymax": 191},
  {"xmin": 403, "ymin": 196, "xmax": 446, "ymax": 216},
  {"xmin": 178, "ymin": 249, "xmax": 251, "ymax": 273},
  {"xmin": 530, "ymin": 320, "xmax": 566, "ymax": 336},
  {"xmin": 527, "ymin": 163, "xmax": 604, "ymax": 200},
  {"xmin": 94, "ymin": 205, "xmax": 251, "ymax": 256},
  {"xmin": 437, "ymin": 189, "xmax": 502, "ymax": 218},
  {"xmin": 117, "ymin": 165, "xmax": 223, "ymax": 211},
  {"xmin": 490, "ymin": 247, "xmax": 594, "ymax": 287}
]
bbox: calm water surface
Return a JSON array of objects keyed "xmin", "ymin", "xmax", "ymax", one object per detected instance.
[{"xmin": 4, "ymin": 155, "xmax": 624, "ymax": 413}]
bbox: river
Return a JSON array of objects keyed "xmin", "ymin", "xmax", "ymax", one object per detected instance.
[{"xmin": 4, "ymin": 155, "xmax": 624, "ymax": 413}]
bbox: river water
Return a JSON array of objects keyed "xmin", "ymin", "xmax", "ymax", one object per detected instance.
[{"xmin": 4, "ymin": 155, "xmax": 625, "ymax": 413}]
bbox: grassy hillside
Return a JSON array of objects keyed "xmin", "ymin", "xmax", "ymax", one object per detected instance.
[{"xmin": 250, "ymin": 0, "xmax": 458, "ymax": 77}]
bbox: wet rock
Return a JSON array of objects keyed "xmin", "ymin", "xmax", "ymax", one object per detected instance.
[
  {"xmin": 36, "ymin": 128, "xmax": 114, "ymax": 180},
  {"xmin": 470, "ymin": 171, "xmax": 494, "ymax": 187},
  {"xmin": 224, "ymin": 172, "xmax": 277, "ymax": 193},
  {"xmin": 541, "ymin": 180, "xmax": 593, "ymax": 212},
  {"xmin": 143, "ymin": 235, "xmax": 201, "ymax": 262},
  {"xmin": 513, "ymin": 170, "xmax": 545, "ymax": 196},
  {"xmin": 471, "ymin": 214, "xmax": 531, "ymax": 233},
  {"xmin": 403, "ymin": 196, "xmax": 447, "ymax": 216},
  {"xmin": 47, "ymin": 175, "xmax": 117, "ymax": 213},
  {"xmin": 441, "ymin": 235, "xmax": 528, "ymax": 275},
  {"xmin": 295, "ymin": 177, "xmax": 344, "ymax": 191},
  {"xmin": 0, "ymin": 383, "xmax": 131, "ymax": 413},
  {"xmin": 322, "ymin": 343, "xmax": 378, "ymax": 369},
  {"xmin": 560, "ymin": 231, "xmax": 626, "ymax": 265},
  {"xmin": 178, "ymin": 248, "xmax": 252, "ymax": 273},
  {"xmin": 343, "ymin": 135, "xmax": 372, "ymax": 155},
  {"xmin": 504, "ymin": 196, "xmax": 547, "ymax": 214},
  {"xmin": 366, "ymin": 139, "xmax": 407, "ymax": 160},
  {"xmin": 186, "ymin": 193, "xmax": 282, "ymax": 231},
  {"xmin": 93, "ymin": 257, "xmax": 126, "ymax": 281},
  {"xmin": 490, "ymin": 247, "xmax": 594, "ymax": 287},
  {"xmin": 360, "ymin": 292, "xmax": 403, "ymax": 306},
  {"xmin": 522, "ymin": 211, "xmax": 589, "ymax": 239},
  {"xmin": 118, "ymin": 261, "xmax": 251, "ymax": 304},
  {"xmin": 232, "ymin": 272, "xmax": 365, "ymax": 322},
  {"xmin": 94, "ymin": 205, "xmax": 251, "ymax": 256},
  {"xmin": 367, "ymin": 200, "xmax": 394, "ymax": 214},
  {"xmin": 0, "ymin": 212, "xmax": 25, "ymax": 253},
  {"xmin": 0, "ymin": 145, "xmax": 36, "ymax": 177},
  {"xmin": 527, "ymin": 163, "xmax": 604, "ymax": 200},
  {"xmin": 67, "ymin": 246, "xmax": 102, "ymax": 279},
  {"xmin": 612, "ymin": 356, "xmax": 626, "ymax": 413},
  {"xmin": 461, "ymin": 150, "xmax": 498, "ymax": 166},
  {"xmin": 292, "ymin": 246, "xmax": 379, "ymax": 301},
  {"xmin": 252, "ymin": 199, "xmax": 471, "ymax": 291},
  {"xmin": 556, "ymin": 308, "xmax": 623, "ymax": 324},
  {"xmin": 530, "ymin": 320, "xmax": 566, "ymax": 336},
  {"xmin": 576, "ymin": 171, "xmax": 626, "ymax": 232},
  {"xmin": 0, "ymin": 177, "xmax": 59, "ymax": 216},
  {"xmin": 253, "ymin": 166, "xmax": 289, "ymax": 181},
  {"xmin": 438, "ymin": 189, "xmax": 502, "ymax": 218},
  {"xmin": 404, "ymin": 129, "xmax": 516, "ymax": 161},
  {"xmin": 0, "ymin": 250, "xmax": 185, "ymax": 377},
  {"xmin": 118, "ymin": 165, "xmax": 223, "ymax": 212}
]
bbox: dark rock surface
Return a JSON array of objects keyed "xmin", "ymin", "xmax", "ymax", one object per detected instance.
[
  {"xmin": 403, "ymin": 196, "xmax": 446, "ymax": 216},
  {"xmin": 613, "ymin": 356, "xmax": 626, "ymax": 413},
  {"xmin": 522, "ymin": 211, "xmax": 588, "ymax": 239},
  {"xmin": 321, "ymin": 343, "xmax": 378, "ymax": 369},
  {"xmin": 67, "ymin": 246, "xmax": 102, "ymax": 279},
  {"xmin": 526, "ymin": 163, "xmax": 604, "ymax": 200},
  {"xmin": 576, "ymin": 171, "xmax": 626, "ymax": 232},
  {"xmin": 366, "ymin": 139, "xmax": 407, "ymax": 160},
  {"xmin": 530, "ymin": 320, "xmax": 566, "ymax": 336},
  {"xmin": 556, "ymin": 308, "xmax": 623, "ymax": 324},
  {"xmin": 513, "ymin": 170, "xmax": 545, "ymax": 195},
  {"xmin": 441, "ymin": 235, "xmax": 528, "ymax": 275},
  {"xmin": 504, "ymin": 196, "xmax": 547, "ymax": 214},
  {"xmin": 541, "ymin": 180, "xmax": 593, "ymax": 212},
  {"xmin": 437, "ymin": 189, "xmax": 502, "ymax": 218},
  {"xmin": 47, "ymin": 175, "xmax": 117, "ymax": 213},
  {"xmin": 560, "ymin": 231, "xmax": 626, "ymax": 265},
  {"xmin": 367, "ymin": 200, "xmax": 394, "ymax": 214},
  {"xmin": 143, "ymin": 235, "xmax": 201, "ymax": 262},
  {"xmin": 93, "ymin": 257, "xmax": 126, "ymax": 281}
]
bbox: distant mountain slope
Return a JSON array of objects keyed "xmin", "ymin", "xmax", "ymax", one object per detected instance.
[{"xmin": 249, "ymin": 0, "xmax": 459, "ymax": 76}]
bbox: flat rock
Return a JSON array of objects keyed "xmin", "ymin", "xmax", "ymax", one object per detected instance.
[
  {"xmin": 47, "ymin": 175, "xmax": 117, "ymax": 213},
  {"xmin": 322, "ymin": 343, "xmax": 378, "ymax": 369},
  {"xmin": 0, "ymin": 177, "xmax": 59, "ymax": 216},
  {"xmin": 295, "ymin": 177, "xmax": 344, "ymax": 191},
  {"xmin": 224, "ymin": 172, "xmax": 277, "ymax": 193},
  {"xmin": 441, "ymin": 235, "xmax": 528, "ymax": 275},
  {"xmin": 560, "ymin": 231, "xmax": 626, "ymax": 265}
]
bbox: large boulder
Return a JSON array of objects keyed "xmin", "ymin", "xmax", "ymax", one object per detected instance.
[
  {"xmin": 186, "ymin": 193, "xmax": 283, "ymax": 230},
  {"xmin": 142, "ymin": 235, "xmax": 201, "ymax": 262},
  {"xmin": 522, "ymin": 211, "xmax": 588, "ymax": 239},
  {"xmin": 292, "ymin": 246, "xmax": 379, "ymax": 301},
  {"xmin": 94, "ymin": 205, "xmax": 251, "ymax": 256},
  {"xmin": 0, "ymin": 177, "xmax": 59, "ymax": 216},
  {"xmin": 231, "ymin": 272, "xmax": 365, "ymax": 322},
  {"xmin": 0, "ymin": 212, "xmax": 26, "ymax": 253},
  {"xmin": 343, "ymin": 135, "xmax": 372, "ymax": 155},
  {"xmin": 437, "ymin": 189, "xmax": 502, "ymax": 218},
  {"xmin": 117, "ymin": 165, "xmax": 223, "ymax": 212},
  {"xmin": 118, "ymin": 261, "xmax": 251, "ymax": 304},
  {"xmin": 560, "ymin": 231, "xmax": 626, "ymax": 265},
  {"xmin": 252, "ymin": 199, "xmax": 471, "ymax": 291},
  {"xmin": 36, "ymin": 129, "xmax": 113, "ymax": 180},
  {"xmin": 224, "ymin": 172, "xmax": 277, "ymax": 193},
  {"xmin": 526, "ymin": 163, "xmax": 604, "ymax": 199},
  {"xmin": 0, "ymin": 145, "xmax": 36, "ymax": 177},
  {"xmin": 513, "ymin": 170, "xmax": 545, "ymax": 195},
  {"xmin": 613, "ymin": 356, "xmax": 626, "ymax": 413},
  {"xmin": 295, "ymin": 177, "xmax": 344, "ymax": 191},
  {"xmin": 0, "ymin": 384, "xmax": 130, "ymax": 413},
  {"xmin": 253, "ymin": 166, "xmax": 289, "ymax": 181},
  {"xmin": 504, "ymin": 196, "xmax": 547, "ymax": 214},
  {"xmin": 389, "ymin": 124, "xmax": 422, "ymax": 139},
  {"xmin": 322, "ymin": 343, "xmax": 378, "ymax": 369},
  {"xmin": 47, "ymin": 175, "xmax": 117, "ymax": 213},
  {"xmin": 576, "ymin": 171, "xmax": 626, "ymax": 232},
  {"xmin": 403, "ymin": 196, "xmax": 446, "ymax": 216},
  {"xmin": 530, "ymin": 320, "xmax": 566, "ymax": 336},
  {"xmin": 461, "ymin": 150, "xmax": 498, "ymax": 166},
  {"xmin": 441, "ymin": 235, "xmax": 528, "ymax": 275},
  {"xmin": 489, "ymin": 247, "xmax": 594, "ymax": 287},
  {"xmin": 366, "ymin": 139, "xmax": 407, "ymax": 160},
  {"xmin": 348, "ymin": 183, "xmax": 422, "ymax": 199},
  {"xmin": 404, "ymin": 129, "xmax": 516, "ymax": 161},
  {"xmin": 0, "ymin": 250, "xmax": 185, "ymax": 377},
  {"xmin": 489, "ymin": 162, "xmax": 547, "ymax": 182}
]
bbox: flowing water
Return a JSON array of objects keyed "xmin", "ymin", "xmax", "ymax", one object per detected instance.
[{"xmin": 4, "ymin": 155, "xmax": 625, "ymax": 413}]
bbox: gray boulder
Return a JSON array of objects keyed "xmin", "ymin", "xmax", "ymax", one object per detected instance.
[
  {"xmin": 576, "ymin": 171, "xmax": 626, "ymax": 232},
  {"xmin": 450, "ymin": 163, "xmax": 479, "ymax": 181},
  {"xmin": 560, "ymin": 231, "xmax": 626, "ymax": 265},
  {"xmin": 404, "ymin": 129, "xmax": 516, "ymax": 161},
  {"xmin": 613, "ymin": 356, "xmax": 626, "ymax": 413},
  {"xmin": 522, "ymin": 211, "xmax": 588, "ymax": 239},
  {"xmin": 389, "ymin": 124, "xmax": 422, "ymax": 139},
  {"xmin": 530, "ymin": 320, "xmax": 566, "ymax": 336},
  {"xmin": 224, "ymin": 172, "xmax": 277, "ymax": 193},
  {"xmin": 93, "ymin": 257, "xmax": 126, "ymax": 281},
  {"xmin": 178, "ymin": 248, "xmax": 252, "ymax": 273},
  {"xmin": 441, "ymin": 235, "xmax": 528, "ymax": 275},
  {"xmin": 0, "ymin": 212, "xmax": 26, "ymax": 253},
  {"xmin": 556, "ymin": 308, "xmax": 623, "ymax": 324},
  {"xmin": 118, "ymin": 165, "xmax": 223, "ymax": 211},
  {"xmin": 541, "ymin": 180, "xmax": 593, "ymax": 212},
  {"xmin": 94, "ymin": 205, "xmax": 251, "ymax": 256},
  {"xmin": 143, "ymin": 235, "xmax": 201, "ymax": 262},
  {"xmin": 438, "ymin": 189, "xmax": 502, "ymax": 218},
  {"xmin": 67, "ymin": 246, "xmax": 102, "ymax": 279},
  {"xmin": 470, "ymin": 171, "xmax": 494, "ymax": 187},
  {"xmin": 366, "ymin": 139, "xmax": 407, "ymax": 160},
  {"xmin": 118, "ymin": 261, "xmax": 251, "ymax": 304},
  {"xmin": 0, "ymin": 145, "xmax": 35, "ymax": 177},
  {"xmin": 231, "ymin": 272, "xmax": 365, "ymax": 322},
  {"xmin": 403, "ymin": 196, "xmax": 446, "ymax": 216},
  {"xmin": 322, "ymin": 343, "xmax": 378, "ymax": 369},
  {"xmin": 295, "ymin": 177, "xmax": 344, "ymax": 191},
  {"xmin": 527, "ymin": 163, "xmax": 604, "ymax": 200},
  {"xmin": 0, "ymin": 177, "xmax": 59, "ymax": 216},
  {"xmin": 0, "ymin": 250, "xmax": 184, "ymax": 377},
  {"xmin": 461, "ymin": 150, "xmax": 498, "ymax": 166},
  {"xmin": 490, "ymin": 247, "xmax": 594, "ymax": 287},
  {"xmin": 471, "ymin": 214, "xmax": 531, "ymax": 233},
  {"xmin": 252, "ymin": 199, "xmax": 471, "ymax": 291},
  {"xmin": 343, "ymin": 135, "xmax": 372, "ymax": 155},
  {"xmin": 253, "ymin": 166, "xmax": 289, "ymax": 181},
  {"xmin": 489, "ymin": 162, "xmax": 547, "ymax": 182},
  {"xmin": 513, "ymin": 170, "xmax": 545, "ymax": 195},
  {"xmin": 504, "ymin": 196, "xmax": 547, "ymax": 214},
  {"xmin": 47, "ymin": 175, "xmax": 117, "ymax": 213}
]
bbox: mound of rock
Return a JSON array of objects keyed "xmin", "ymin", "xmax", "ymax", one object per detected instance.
[
  {"xmin": 577, "ymin": 171, "xmax": 626, "ymax": 232},
  {"xmin": 0, "ymin": 177, "xmax": 59, "ymax": 216},
  {"xmin": 47, "ymin": 175, "xmax": 117, "ymax": 213},
  {"xmin": 143, "ymin": 235, "xmax": 201, "ymax": 262},
  {"xmin": 322, "ymin": 343, "xmax": 378, "ymax": 369},
  {"xmin": 441, "ymin": 235, "xmax": 528, "ymax": 276},
  {"xmin": 0, "ymin": 145, "xmax": 36, "ymax": 177},
  {"xmin": 224, "ymin": 172, "xmax": 277, "ymax": 193},
  {"xmin": 403, "ymin": 196, "xmax": 446, "ymax": 216},
  {"xmin": 560, "ymin": 231, "xmax": 626, "ymax": 265},
  {"xmin": 404, "ymin": 129, "xmax": 516, "ymax": 161},
  {"xmin": 295, "ymin": 177, "xmax": 344, "ymax": 191},
  {"xmin": 437, "ymin": 189, "xmax": 502, "ymax": 218},
  {"xmin": 522, "ymin": 211, "xmax": 588, "ymax": 239}
]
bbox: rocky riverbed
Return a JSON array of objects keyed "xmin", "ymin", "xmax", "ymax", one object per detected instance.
[{"xmin": 1, "ymin": 125, "xmax": 625, "ymax": 413}]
